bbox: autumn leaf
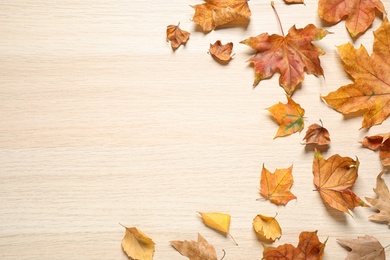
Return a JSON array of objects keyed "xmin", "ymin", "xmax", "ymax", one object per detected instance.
[
  {"xmin": 171, "ymin": 233, "xmax": 218, "ymax": 260},
  {"xmin": 322, "ymin": 18, "xmax": 390, "ymax": 129},
  {"xmin": 365, "ymin": 170, "xmax": 390, "ymax": 226},
  {"xmin": 209, "ymin": 40, "xmax": 234, "ymax": 62},
  {"xmin": 260, "ymin": 164, "xmax": 296, "ymax": 205},
  {"xmin": 198, "ymin": 212, "xmax": 237, "ymax": 244},
  {"xmin": 267, "ymin": 96, "xmax": 305, "ymax": 138},
  {"xmin": 337, "ymin": 235, "xmax": 386, "ymax": 260},
  {"xmin": 120, "ymin": 224, "xmax": 155, "ymax": 260},
  {"xmin": 166, "ymin": 23, "xmax": 190, "ymax": 50},
  {"xmin": 284, "ymin": 0, "xmax": 304, "ymax": 3},
  {"xmin": 312, "ymin": 149, "xmax": 367, "ymax": 214},
  {"xmin": 302, "ymin": 121, "xmax": 330, "ymax": 146},
  {"xmin": 191, "ymin": 0, "xmax": 251, "ymax": 32},
  {"xmin": 361, "ymin": 133, "xmax": 390, "ymax": 167},
  {"xmin": 262, "ymin": 230, "xmax": 326, "ymax": 260},
  {"xmin": 253, "ymin": 214, "xmax": 282, "ymax": 242},
  {"xmin": 318, "ymin": 0, "xmax": 385, "ymax": 37}
]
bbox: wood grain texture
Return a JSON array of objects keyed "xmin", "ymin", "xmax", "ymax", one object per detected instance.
[{"xmin": 1, "ymin": 1, "xmax": 390, "ymax": 259}]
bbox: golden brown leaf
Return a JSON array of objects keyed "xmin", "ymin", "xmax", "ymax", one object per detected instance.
[
  {"xmin": 171, "ymin": 233, "xmax": 217, "ymax": 260},
  {"xmin": 313, "ymin": 149, "xmax": 367, "ymax": 214},
  {"xmin": 267, "ymin": 96, "xmax": 305, "ymax": 138},
  {"xmin": 262, "ymin": 230, "xmax": 326, "ymax": 260},
  {"xmin": 166, "ymin": 23, "xmax": 190, "ymax": 49},
  {"xmin": 253, "ymin": 214, "xmax": 281, "ymax": 242},
  {"xmin": 120, "ymin": 225, "xmax": 155, "ymax": 260},
  {"xmin": 209, "ymin": 40, "xmax": 233, "ymax": 62},
  {"xmin": 361, "ymin": 133, "xmax": 390, "ymax": 167},
  {"xmin": 318, "ymin": 0, "xmax": 385, "ymax": 37},
  {"xmin": 240, "ymin": 24, "xmax": 328, "ymax": 95},
  {"xmin": 365, "ymin": 170, "xmax": 390, "ymax": 226},
  {"xmin": 302, "ymin": 122, "xmax": 331, "ymax": 146},
  {"xmin": 191, "ymin": 0, "xmax": 251, "ymax": 32},
  {"xmin": 284, "ymin": 0, "xmax": 304, "ymax": 3},
  {"xmin": 337, "ymin": 235, "xmax": 386, "ymax": 260},
  {"xmin": 322, "ymin": 18, "xmax": 390, "ymax": 129},
  {"xmin": 260, "ymin": 164, "xmax": 296, "ymax": 205}
]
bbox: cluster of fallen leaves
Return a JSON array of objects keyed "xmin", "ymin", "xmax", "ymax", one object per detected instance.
[{"xmin": 124, "ymin": 0, "xmax": 390, "ymax": 259}]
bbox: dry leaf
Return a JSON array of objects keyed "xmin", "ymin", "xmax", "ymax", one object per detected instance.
[
  {"xmin": 209, "ymin": 40, "xmax": 233, "ymax": 62},
  {"xmin": 322, "ymin": 18, "xmax": 390, "ymax": 129},
  {"xmin": 318, "ymin": 0, "xmax": 385, "ymax": 37},
  {"xmin": 260, "ymin": 164, "xmax": 296, "ymax": 205},
  {"xmin": 166, "ymin": 23, "xmax": 190, "ymax": 49},
  {"xmin": 191, "ymin": 0, "xmax": 251, "ymax": 31},
  {"xmin": 171, "ymin": 233, "xmax": 218, "ymax": 260},
  {"xmin": 313, "ymin": 149, "xmax": 367, "ymax": 214},
  {"xmin": 302, "ymin": 121, "xmax": 331, "ymax": 146},
  {"xmin": 240, "ymin": 23, "xmax": 328, "ymax": 95},
  {"xmin": 253, "ymin": 214, "xmax": 282, "ymax": 242},
  {"xmin": 366, "ymin": 170, "xmax": 390, "ymax": 226},
  {"xmin": 361, "ymin": 133, "xmax": 390, "ymax": 167},
  {"xmin": 267, "ymin": 96, "xmax": 305, "ymax": 138},
  {"xmin": 337, "ymin": 235, "xmax": 386, "ymax": 260},
  {"xmin": 262, "ymin": 230, "xmax": 326, "ymax": 260},
  {"xmin": 120, "ymin": 225, "xmax": 155, "ymax": 260},
  {"xmin": 198, "ymin": 212, "xmax": 237, "ymax": 244},
  {"xmin": 284, "ymin": 0, "xmax": 304, "ymax": 3}
]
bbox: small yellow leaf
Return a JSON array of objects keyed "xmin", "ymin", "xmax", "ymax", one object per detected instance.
[
  {"xmin": 120, "ymin": 225, "xmax": 155, "ymax": 260},
  {"xmin": 198, "ymin": 212, "xmax": 237, "ymax": 244},
  {"xmin": 253, "ymin": 214, "xmax": 282, "ymax": 242}
]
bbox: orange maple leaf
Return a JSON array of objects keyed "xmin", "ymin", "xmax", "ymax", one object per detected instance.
[
  {"xmin": 262, "ymin": 230, "xmax": 326, "ymax": 260},
  {"xmin": 209, "ymin": 40, "xmax": 234, "ymax": 62},
  {"xmin": 318, "ymin": 0, "xmax": 385, "ymax": 37},
  {"xmin": 312, "ymin": 149, "xmax": 367, "ymax": 214},
  {"xmin": 322, "ymin": 18, "xmax": 390, "ymax": 129},
  {"xmin": 240, "ymin": 23, "xmax": 328, "ymax": 95},
  {"xmin": 166, "ymin": 23, "xmax": 190, "ymax": 49},
  {"xmin": 191, "ymin": 0, "xmax": 251, "ymax": 32},
  {"xmin": 260, "ymin": 164, "xmax": 296, "ymax": 205},
  {"xmin": 361, "ymin": 133, "xmax": 390, "ymax": 167}
]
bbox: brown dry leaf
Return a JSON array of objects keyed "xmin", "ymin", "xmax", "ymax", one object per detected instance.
[
  {"xmin": 262, "ymin": 230, "xmax": 326, "ymax": 260},
  {"xmin": 253, "ymin": 214, "xmax": 282, "ymax": 242},
  {"xmin": 337, "ymin": 235, "xmax": 386, "ymax": 260},
  {"xmin": 209, "ymin": 40, "xmax": 233, "ymax": 62},
  {"xmin": 366, "ymin": 170, "xmax": 390, "ymax": 226},
  {"xmin": 302, "ymin": 121, "xmax": 331, "ymax": 146},
  {"xmin": 361, "ymin": 133, "xmax": 390, "ymax": 167},
  {"xmin": 313, "ymin": 149, "xmax": 368, "ymax": 214},
  {"xmin": 166, "ymin": 23, "xmax": 190, "ymax": 49},
  {"xmin": 260, "ymin": 164, "xmax": 296, "ymax": 205},
  {"xmin": 284, "ymin": 0, "xmax": 304, "ymax": 3},
  {"xmin": 120, "ymin": 225, "xmax": 155, "ymax": 260},
  {"xmin": 171, "ymin": 233, "xmax": 218, "ymax": 260},
  {"xmin": 191, "ymin": 0, "xmax": 251, "ymax": 32}
]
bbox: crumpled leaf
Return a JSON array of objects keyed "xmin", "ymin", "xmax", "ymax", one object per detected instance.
[
  {"xmin": 253, "ymin": 214, "xmax": 282, "ymax": 241},
  {"xmin": 209, "ymin": 40, "xmax": 233, "ymax": 62},
  {"xmin": 120, "ymin": 225, "xmax": 155, "ymax": 260},
  {"xmin": 191, "ymin": 0, "xmax": 251, "ymax": 32},
  {"xmin": 260, "ymin": 164, "xmax": 296, "ymax": 205},
  {"xmin": 240, "ymin": 24, "xmax": 328, "ymax": 95},
  {"xmin": 365, "ymin": 170, "xmax": 390, "ymax": 226},
  {"xmin": 313, "ymin": 149, "xmax": 367, "ymax": 214},
  {"xmin": 166, "ymin": 23, "xmax": 190, "ymax": 49},
  {"xmin": 262, "ymin": 230, "xmax": 326, "ymax": 260},
  {"xmin": 337, "ymin": 235, "xmax": 386, "ymax": 260},
  {"xmin": 318, "ymin": 0, "xmax": 385, "ymax": 37},
  {"xmin": 267, "ymin": 96, "xmax": 305, "ymax": 138},
  {"xmin": 302, "ymin": 121, "xmax": 331, "ymax": 146},
  {"xmin": 361, "ymin": 133, "xmax": 390, "ymax": 167},
  {"xmin": 171, "ymin": 233, "xmax": 217, "ymax": 260},
  {"xmin": 322, "ymin": 18, "xmax": 390, "ymax": 129}
]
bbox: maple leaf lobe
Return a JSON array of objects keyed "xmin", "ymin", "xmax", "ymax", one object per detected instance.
[{"xmin": 365, "ymin": 170, "xmax": 390, "ymax": 226}]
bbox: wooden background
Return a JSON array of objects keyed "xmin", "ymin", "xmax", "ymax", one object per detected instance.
[{"xmin": 1, "ymin": 1, "xmax": 389, "ymax": 259}]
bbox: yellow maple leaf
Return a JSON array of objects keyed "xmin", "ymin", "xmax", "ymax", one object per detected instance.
[
  {"xmin": 253, "ymin": 214, "xmax": 282, "ymax": 242},
  {"xmin": 120, "ymin": 224, "xmax": 155, "ymax": 260}
]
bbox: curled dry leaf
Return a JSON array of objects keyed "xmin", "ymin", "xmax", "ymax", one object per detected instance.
[
  {"xmin": 120, "ymin": 225, "xmax": 155, "ymax": 260},
  {"xmin": 166, "ymin": 23, "xmax": 190, "ymax": 49},
  {"xmin": 318, "ymin": 0, "xmax": 385, "ymax": 37},
  {"xmin": 313, "ymin": 149, "xmax": 367, "ymax": 215},
  {"xmin": 260, "ymin": 164, "xmax": 296, "ymax": 205},
  {"xmin": 262, "ymin": 230, "xmax": 326, "ymax": 260},
  {"xmin": 322, "ymin": 18, "xmax": 390, "ymax": 129},
  {"xmin": 337, "ymin": 235, "xmax": 386, "ymax": 260},
  {"xmin": 209, "ymin": 40, "xmax": 233, "ymax": 62},
  {"xmin": 302, "ymin": 121, "xmax": 331, "ymax": 146},
  {"xmin": 191, "ymin": 0, "xmax": 251, "ymax": 32},
  {"xmin": 253, "ymin": 214, "xmax": 282, "ymax": 242},
  {"xmin": 267, "ymin": 96, "xmax": 305, "ymax": 138},
  {"xmin": 171, "ymin": 233, "xmax": 218, "ymax": 260},
  {"xmin": 361, "ymin": 133, "xmax": 390, "ymax": 167},
  {"xmin": 365, "ymin": 170, "xmax": 390, "ymax": 226}
]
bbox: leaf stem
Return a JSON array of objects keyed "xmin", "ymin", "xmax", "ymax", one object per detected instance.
[
  {"xmin": 228, "ymin": 232, "xmax": 238, "ymax": 246},
  {"xmin": 271, "ymin": 1, "xmax": 284, "ymax": 36},
  {"xmin": 220, "ymin": 249, "xmax": 226, "ymax": 260}
]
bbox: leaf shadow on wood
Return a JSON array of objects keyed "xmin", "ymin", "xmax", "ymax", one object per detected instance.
[
  {"xmin": 304, "ymin": 143, "xmax": 330, "ymax": 153},
  {"xmin": 209, "ymin": 54, "xmax": 233, "ymax": 66},
  {"xmin": 254, "ymin": 231, "xmax": 277, "ymax": 245},
  {"xmin": 321, "ymin": 202, "xmax": 348, "ymax": 223}
]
